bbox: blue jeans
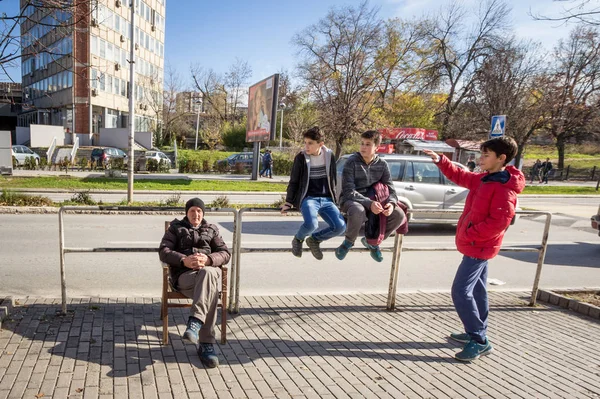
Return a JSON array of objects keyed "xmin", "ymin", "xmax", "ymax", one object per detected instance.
[
  {"xmin": 451, "ymin": 255, "xmax": 489, "ymax": 343},
  {"xmin": 260, "ymin": 164, "xmax": 272, "ymax": 177},
  {"xmin": 296, "ymin": 197, "xmax": 346, "ymax": 242}
]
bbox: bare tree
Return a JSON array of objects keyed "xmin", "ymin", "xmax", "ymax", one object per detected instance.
[
  {"xmin": 467, "ymin": 39, "xmax": 549, "ymax": 167},
  {"xmin": 531, "ymin": 0, "xmax": 600, "ymax": 26},
  {"xmin": 1, "ymin": 0, "xmax": 94, "ymax": 81},
  {"xmin": 293, "ymin": 1, "xmax": 383, "ymax": 157},
  {"xmin": 544, "ymin": 26, "xmax": 600, "ymax": 168},
  {"xmin": 224, "ymin": 57, "xmax": 252, "ymax": 119},
  {"xmin": 190, "ymin": 65, "xmax": 227, "ymax": 122},
  {"xmin": 421, "ymin": 0, "xmax": 512, "ymax": 137}
]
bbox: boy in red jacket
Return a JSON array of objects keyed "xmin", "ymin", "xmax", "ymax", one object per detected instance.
[{"xmin": 424, "ymin": 137, "xmax": 524, "ymax": 362}]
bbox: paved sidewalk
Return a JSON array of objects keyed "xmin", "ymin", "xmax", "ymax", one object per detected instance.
[{"xmin": 1, "ymin": 292, "xmax": 599, "ymax": 399}]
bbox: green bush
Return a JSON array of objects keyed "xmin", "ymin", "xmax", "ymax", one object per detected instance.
[
  {"xmin": 221, "ymin": 123, "xmax": 248, "ymax": 150},
  {"xmin": 12, "ymin": 157, "xmax": 18, "ymax": 169},
  {"xmin": 109, "ymin": 157, "xmax": 125, "ymax": 170},
  {"xmin": 209, "ymin": 195, "xmax": 230, "ymax": 208},
  {"xmin": 70, "ymin": 190, "xmax": 97, "ymax": 205},
  {"xmin": 78, "ymin": 157, "xmax": 88, "ymax": 170},
  {"xmin": 272, "ymin": 152, "xmax": 294, "ymax": 176},
  {"xmin": 160, "ymin": 193, "xmax": 181, "ymax": 207},
  {"xmin": 39, "ymin": 157, "xmax": 48, "ymax": 170},
  {"xmin": 23, "ymin": 156, "xmax": 38, "ymax": 170},
  {"xmin": 0, "ymin": 189, "xmax": 53, "ymax": 206},
  {"xmin": 177, "ymin": 150, "xmax": 233, "ymax": 173}
]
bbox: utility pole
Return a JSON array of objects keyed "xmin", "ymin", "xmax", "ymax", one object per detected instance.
[{"xmin": 127, "ymin": 1, "xmax": 136, "ymax": 203}]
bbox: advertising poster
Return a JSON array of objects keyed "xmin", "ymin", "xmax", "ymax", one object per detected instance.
[{"xmin": 246, "ymin": 74, "xmax": 279, "ymax": 142}]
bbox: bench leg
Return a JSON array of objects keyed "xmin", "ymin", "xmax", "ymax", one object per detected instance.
[{"xmin": 162, "ymin": 273, "xmax": 169, "ymax": 345}]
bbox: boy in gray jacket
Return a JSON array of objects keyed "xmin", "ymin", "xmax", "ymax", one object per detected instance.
[
  {"xmin": 281, "ymin": 127, "xmax": 346, "ymax": 259},
  {"xmin": 336, "ymin": 130, "xmax": 405, "ymax": 262}
]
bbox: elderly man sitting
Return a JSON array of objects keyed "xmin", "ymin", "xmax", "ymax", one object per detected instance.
[{"xmin": 159, "ymin": 198, "xmax": 230, "ymax": 368}]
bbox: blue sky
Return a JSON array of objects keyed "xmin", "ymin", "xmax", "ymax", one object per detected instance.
[{"xmin": 0, "ymin": 0, "xmax": 588, "ymax": 85}]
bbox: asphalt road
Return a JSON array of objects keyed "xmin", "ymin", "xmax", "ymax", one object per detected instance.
[{"xmin": 0, "ymin": 208, "xmax": 598, "ymax": 299}]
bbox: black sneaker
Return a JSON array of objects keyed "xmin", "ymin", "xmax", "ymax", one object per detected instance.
[
  {"xmin": 183, "ymin": 316, "xmax": 202, "ymax": 345},
  {"xmin": 291, "ymin": 237, "xmax": 303, "ymax": 258},
  {"xmin": 198, "ymin": 343, "xmax": 219, "ymax": 368},
  {"xmin": 306, "ymin": 236, "xmax": 323, "ymax": 260}
]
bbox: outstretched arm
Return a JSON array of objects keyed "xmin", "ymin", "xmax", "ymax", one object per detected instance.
[{"xmin": 423, "ymin": 149, "xmax": 479, "ymax": 190}]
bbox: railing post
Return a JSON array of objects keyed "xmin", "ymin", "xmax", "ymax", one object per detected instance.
[
  {"xmin": 386, "ymin": 234, "xmax": 404, "ymax": 311},
  {"xmin": 565, "ymin": 165, "xmax": 570, "ymax": 180},
  {"xmin": 228, "ymin": 209, "xmax": 239, "ymax": 313},
  {"xmin": 529, "ymin": 212, "xmax": 552, "ymax": 306},
  {"xmin": 58, "ymin": 207, "xmax": 67, "ymax": 315},
  {"xmin": 591, "ymin": 166, "xmax": 596, "ymax": 181},
  {"xmin": 233, "ymin": 209, "xmax": 244, "ymax": 314}
]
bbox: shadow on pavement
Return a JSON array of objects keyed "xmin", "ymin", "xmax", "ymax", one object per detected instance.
[
  {"xmin": 0, "ymin": 299, "xmax": 556, "ymax": 378},
  {"xmin": 500, "ymin": 242, "xmax": 600, "ymax": 268}
]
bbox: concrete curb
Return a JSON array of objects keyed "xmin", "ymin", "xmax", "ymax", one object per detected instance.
[
  {"xmin": 0, "ymin": 297, "xmax": 14, "ymax": 329},
  {"xmin": 9, "ymin": 188, "xmax": 287, "ymax": 195},
  {"xmin": 537, "ymin": 289, "xmax": 600, "ymax": 320}
]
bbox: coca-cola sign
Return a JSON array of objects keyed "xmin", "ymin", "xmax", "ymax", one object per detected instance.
[{"xmin": 378, "ymin": 128, "xmax": 438, "ymax": 141}]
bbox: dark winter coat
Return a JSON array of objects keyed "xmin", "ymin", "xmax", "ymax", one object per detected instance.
[
  {"xmin": 284, "ymin": 146, "xmax": 338, "ymax": 209},
  {"xmin": 340, "ymin": 152, "xmax": 398, "ymax": 209},
  {"xmin": 159, "ymin": 217, "xmax": 231, "ymax": 289}
]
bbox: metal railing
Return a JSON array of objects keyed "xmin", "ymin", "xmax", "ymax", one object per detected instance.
[
  {"xmin": 70, "ymin": 136, "xmax": 79, "ymax": 162},
  {"xmin": 46, "ymin": 136, "xmax": 56, "ymax": 163},
  {"xmin": 228, "ymin": 209, "xmax": 552, "ymax": 313},
  {"xmin": 58, "ymin": 206, "xmax": 552, "ymax": 315},
  {"xmin": 58, "ymin": 206, "xmax": 239, "ymax": 314}
]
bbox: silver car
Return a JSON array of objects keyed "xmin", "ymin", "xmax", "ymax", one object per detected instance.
[
  {"xmin": 336, "ymin": 154, "xmax": 469, "ymax": 223},
  {"xmin": 144, "ymin": 151, "xmax": 172, "ymax": 167},
  {"xmin": 11, "ymin": 145, "xmax": 40, "ymax": 166}
]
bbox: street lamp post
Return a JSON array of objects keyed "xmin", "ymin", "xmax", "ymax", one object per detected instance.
[
  {"xmin": 194, "ymin": 100, "xmax": 201, "ymax": 150},
  {"xmin": 279, "ymin": 102, "xmax": 286, "ymax": 149}
]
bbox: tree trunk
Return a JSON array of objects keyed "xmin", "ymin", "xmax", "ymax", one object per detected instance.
[
  {"xmin": 335, "ymin": 139, "xmax": 343, "ymax": 159},
  {"xmin": 515, "ymin": 144, "xmax": 525, "ymax": 170},
  {"xmin": 556, "ymin": 136, "xmax": 566, "ymax": 169}
]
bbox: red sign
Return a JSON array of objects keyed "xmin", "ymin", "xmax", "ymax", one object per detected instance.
[
  {"xmin": 378, "ymin": 128, "xmax": 438, "ymax": 141},
  {"xmin": 376, "ymin": 144, "xmax": 394, "ymax": 154}
]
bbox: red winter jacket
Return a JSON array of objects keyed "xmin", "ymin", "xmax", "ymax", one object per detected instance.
[{"xmin": 436, "ymin": 155, "xmax": 525, "ymax": 260}]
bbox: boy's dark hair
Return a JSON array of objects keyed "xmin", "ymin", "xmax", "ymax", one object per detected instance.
[
  {"xmin": 303, "ymin": 126, "xmax": 324, "ymax": 142},
  {"xmin": 481, "ymin": 137, "xmax": 518, "ymax": 165},
  {"xmin": 361, "ymin": 130, "xmax": 382, "ymax": 146}
]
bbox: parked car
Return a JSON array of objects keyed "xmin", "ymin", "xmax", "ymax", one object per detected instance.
[
  {"xmin": 591, "ymin": 205, "xmax": 600, "ymax": 237},
  {"xmin": 336, "ymin": 154, "xmax": 471, "ymax": 224},
  {"xmin": 217, "ymin": 152, "xmax": 261, "ymax": 170},
  {"xmin": 90, "ymin": 147, "xmax": 128, "ymax": 168},
  {"xmin": 140, "ymin": 151, "xmax": 172, "ymax": 167},
  {"xmin": 11, "ymin": 145, "xmax": 40, "ymax": 166},
  {"xmin": 336, "ymin": 153, "xmax": 522, "ymax": 224}
]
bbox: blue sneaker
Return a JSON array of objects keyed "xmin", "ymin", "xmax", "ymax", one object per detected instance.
[
  {"xmin": 198, "ymin": 343, "xmax": 219, "ymax": 368},
  {"xmin": 183, "ymin": 317, "xmax": 202, "ymax": 345},
  {"xmin": 361, "ymin": 237, "xmax": 383, "ymax": 262},
  {"xmin": 455, "ymin": 339, "xmax": 493, "ymax": 362},
  {"xmin": 449, "ymin": 332, "xmax": 471, "ymax": 344},
  {"xmin": 335, "ymin": 239, "xmax": 354, "ymax": 260}
]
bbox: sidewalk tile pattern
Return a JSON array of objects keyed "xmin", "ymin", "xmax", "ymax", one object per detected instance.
[{"xmin": 0, "ymin": 292, "xmax": 599, "ymax": 398}]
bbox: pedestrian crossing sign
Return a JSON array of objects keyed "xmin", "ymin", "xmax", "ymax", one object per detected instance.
[{"xmin": 490, "ymin": 115, "xmax": 506, "ymax": 138}]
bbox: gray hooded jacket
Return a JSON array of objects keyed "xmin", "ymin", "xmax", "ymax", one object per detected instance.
[{"xmin": 340, "ymin": 152, "xmax": 398, "ymax": 208}]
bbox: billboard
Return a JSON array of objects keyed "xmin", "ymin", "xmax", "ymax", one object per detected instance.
[
  {"xmin": 378, "ymin": 127, "xmax": 438, "ymax": 141},
  {"xmin": 246, "ymin": 74, "xmax": 280, "ymax": 142}
]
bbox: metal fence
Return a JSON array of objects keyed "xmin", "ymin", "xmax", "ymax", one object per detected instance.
[
  {"xmin": 57, "ymin": 206, "xmax": 552, "ymax": 316},
  {"xmin": 228, "ymin": 209, "xmax": 553, "ymax": 313}
]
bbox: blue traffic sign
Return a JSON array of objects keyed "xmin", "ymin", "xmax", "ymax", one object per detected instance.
[{"xmin": 490, "ymin": 115, "xmax": 506, "ymax": 138}]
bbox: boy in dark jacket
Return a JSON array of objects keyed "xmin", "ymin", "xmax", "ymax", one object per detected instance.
[
  {"xmin": 159, "ymin": 198, "xmax": 231, "ymax": 368},
  {"xmin": 281, "ymin": 127, "xmax": 346, "ymax": 259},
  {"xmin": 423, "ymin": 137, "xmax": 525, "ymax": 362},
  {"xmin": 336, "ymin": 130, "xmax": 405, "ymax": 262}
]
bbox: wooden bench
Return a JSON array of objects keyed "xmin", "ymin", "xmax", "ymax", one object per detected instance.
[{"xmin": 160, "ymin": 221, "xmax": 228, "ymax": 345}]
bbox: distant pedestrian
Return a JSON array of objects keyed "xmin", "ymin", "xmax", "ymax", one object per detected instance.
[
  {"xmin": 540, "ymin": 158, "xmax": 553, "ymax": 184},
  {"xmin": 423, "ymin": 137, "xmax": 525, "ymax": 362},
  {"xmin": 530, "ymin": 159, "xmax": 542, "ymax": 183},
  {"xmin": 467, "ymin": 155, "xmax": 476, "ymax": 172},
  {"xmin": 259, "ymin": 150, "xmax": 273, "ymax": 178}
]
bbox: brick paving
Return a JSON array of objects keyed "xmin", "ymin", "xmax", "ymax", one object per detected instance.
[{"xmin": 0, "ymin": 292, "xmax": 599, "ymax": 399}]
